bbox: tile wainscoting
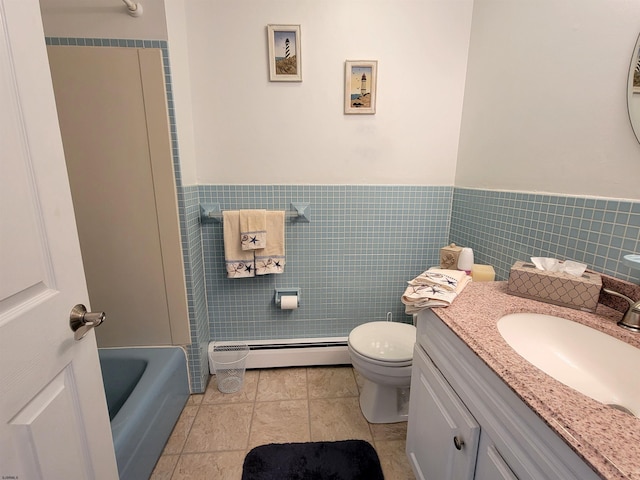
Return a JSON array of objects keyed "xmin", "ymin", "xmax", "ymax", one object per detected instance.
[
  {"xmin": 184, "ymin": 186, "xmax": 640, "ymax": 391},
  {"xmin": 198, "ymin": 185, "xmax": 452, "ymax": 342},
  {"xmin": 450, "ymin": 188, "xmax": 640, "ymax": 283}
]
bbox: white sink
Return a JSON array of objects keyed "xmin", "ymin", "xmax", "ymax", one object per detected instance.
[{"xmin": 497, "ymin": 313, "xmax": 640, "ymax": 417}]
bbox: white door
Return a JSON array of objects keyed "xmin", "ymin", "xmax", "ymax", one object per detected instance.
[{"xmin": 0, "ymin": 0, "xmax": 118, "ymax": 478}]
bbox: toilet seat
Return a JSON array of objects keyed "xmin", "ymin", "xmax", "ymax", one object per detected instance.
[
  {"xmin": 349, "ymin": 345, "xmax": 413, "ymax": 368},
  {"xmin": 348, "ymin": 321, "xmax": 416, "ymax": 365}
]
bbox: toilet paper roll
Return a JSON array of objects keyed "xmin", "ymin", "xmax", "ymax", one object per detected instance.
[{"xmin": 280, "ymin": 295, "xmax": 298, "ymax": 310}]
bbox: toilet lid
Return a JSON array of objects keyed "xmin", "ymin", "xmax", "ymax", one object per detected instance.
[{"xmin": 348, "ymin": 321, "xmax": 416, "ymax": 363}]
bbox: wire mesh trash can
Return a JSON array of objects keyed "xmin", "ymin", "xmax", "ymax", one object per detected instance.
[{"xmin": 210, "ymin": 342, "xmax": 250, "ymax": 393}]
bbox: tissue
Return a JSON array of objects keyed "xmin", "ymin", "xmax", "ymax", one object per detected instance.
[{"xmin": 530, "ymin": 257, "xmax": 587, "ymax": 277}]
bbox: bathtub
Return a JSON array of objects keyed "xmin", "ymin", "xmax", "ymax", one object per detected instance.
[{"xmin": 99, "ymin": 347, "xmax": 189, "ymax": 480}]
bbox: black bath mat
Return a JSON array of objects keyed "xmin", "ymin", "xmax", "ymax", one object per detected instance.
[{"xmin": 241, "ymin": 439, "xmax": 384, "ymax": 480}]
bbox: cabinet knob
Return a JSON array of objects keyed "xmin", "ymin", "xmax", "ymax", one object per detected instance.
[{"xmin": 453, "ymin": 435, "xmax": 465, "ymax": 451}]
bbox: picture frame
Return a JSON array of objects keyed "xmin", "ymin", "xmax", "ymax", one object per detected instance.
[
  {"xmin": 344, "ymin": 60, "xmax": 377, "ymax": 114},
  {"xmin": 267, "ymin": 24, "xmax": 302, "ymax": 82}
]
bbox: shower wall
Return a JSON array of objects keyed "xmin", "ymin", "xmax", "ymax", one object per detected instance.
[
  {"xmin": 47, "ymin": 42, "xmax": 190, "ymax": 347},
  {"xmin": 44, "ymin": 35, "xmax": 207, "ymax": 390}
]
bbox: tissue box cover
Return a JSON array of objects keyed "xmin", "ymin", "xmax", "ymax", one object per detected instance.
[{"xmin": 507, "ymin": 261, "xmax": 602, "ymax": 312}]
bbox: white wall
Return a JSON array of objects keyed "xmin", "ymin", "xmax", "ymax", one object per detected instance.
[
  {"xmin": 184, "ymin": 0, "xmax": 473, "ymax": 185},
  {"xmin": 456, "ymin": 0, "xmax": 640, "ymax": 200},
  {"xmin": 40, "ymin": 0, "xmax": 167, "ymax": 40},
  {"xmin": 164, "ymin": 0, "xmax": 197, "ymax": 185},
  {"xmin": 40, "ymin": 1, "xmax": 640, "ymax": 198}
]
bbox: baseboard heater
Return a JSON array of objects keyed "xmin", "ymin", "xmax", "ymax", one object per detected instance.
[{"xmin": 209, "ymin": 337, "xmax": 351, "ymax": 370}]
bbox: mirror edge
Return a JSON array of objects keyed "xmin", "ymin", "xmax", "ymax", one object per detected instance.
[{"xmin": 627, "ymin": 33, "xmax": 640, "ymax": 144}]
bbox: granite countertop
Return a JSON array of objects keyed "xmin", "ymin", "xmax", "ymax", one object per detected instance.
[{"xmin": 430, "ymin": 281, "xmax": 640, "ymax": 480}]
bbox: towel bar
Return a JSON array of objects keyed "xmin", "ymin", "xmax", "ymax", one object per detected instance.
[{"xmin": 200, "ymin": 202, "xmax": 310, "ymax": 224}]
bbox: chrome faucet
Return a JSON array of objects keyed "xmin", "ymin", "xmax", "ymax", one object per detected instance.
[{"xmin": 602, "ymin": 288, "xmax": 640, "ymax": 332}]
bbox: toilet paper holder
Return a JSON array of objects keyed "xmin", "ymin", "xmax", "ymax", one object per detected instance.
[{"xmin": 275, "ymin": 288, "xmax": 300, "ymax": 307}]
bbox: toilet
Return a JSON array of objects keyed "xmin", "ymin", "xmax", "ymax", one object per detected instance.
[{"xmin": 348, "ymin": 321, "xmax": 417, "ymax": 423}]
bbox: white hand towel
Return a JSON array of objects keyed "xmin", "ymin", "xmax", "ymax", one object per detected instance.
[
  {"xmin": 255, "ymin": 211, "xmax": 285, "ymax": 275},
  {"xmin": 223, "ymin": 211, "xmax": 255, "ymax": 278},
  {"xmin": 240, "ymin": 209, "xmax": 267, "ymax": 250},
  {"xmin": 401, "ymin": 268, "xmax": 471, "ymax": 313}
]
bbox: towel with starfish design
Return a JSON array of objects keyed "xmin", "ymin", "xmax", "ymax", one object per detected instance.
[
  {"xmin": 255, "ymin": 211, "xmax": 285, "ymax": 275},
  {"xmin": 240, "ymin": 209, "xmax": 267, "ymax": 250},
  {"xmin": 401, "ymin": 268, "xmax": 471, "ymax": 313},
  {"xmin": 223, "ymin": 210, "xmax": 255, "ymax": 278}
]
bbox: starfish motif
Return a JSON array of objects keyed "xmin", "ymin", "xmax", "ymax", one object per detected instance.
[
  {"xmin": 418, "ymin": 285, "xmax": 444, "ymax": 295},
  {"xmin": 249, "ymin": 236, "xmax": 258, "ymax": 244},
  {"xmin": 245, "ymin": 264, "xmax": 253, "ymax": 273}
]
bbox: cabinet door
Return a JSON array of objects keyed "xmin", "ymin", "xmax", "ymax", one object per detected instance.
[
  {"xmin": 407, "ymin": 345, "xmax": 480, "ymax": 480},
  {"xmin": 475, "ymin": 434, "xmax": 518, "ymax": 480}
]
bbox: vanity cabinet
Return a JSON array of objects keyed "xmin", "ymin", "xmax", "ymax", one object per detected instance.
[
  {"xmin": 406, "ymin": 310, "xmax": 601, "ymax": 480},
  {"xmin": 407, "ymin": 344, "xmax": 479, "ymax": 479},
  {"xmin": 474, "ymin": 434, "xmax": 518, "ymax": 480}
]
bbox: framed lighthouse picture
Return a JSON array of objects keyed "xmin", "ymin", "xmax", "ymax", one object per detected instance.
[
  {"xmin": 344, "ymin": 60, "xmax": 378, "ymax": 114},
  {"xmin": 267, "ymin": 24, "xmax": 302, "ymax": 82}
]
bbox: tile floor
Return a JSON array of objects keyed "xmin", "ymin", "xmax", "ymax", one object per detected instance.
[{"xmin": 150, "ymin": 366, "xmax": 416, "ymax": 480}]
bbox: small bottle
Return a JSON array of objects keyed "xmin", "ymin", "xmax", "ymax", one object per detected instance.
[{"xmin": 457, "ymin": 247, "xmax": 474, "ymax": 274}]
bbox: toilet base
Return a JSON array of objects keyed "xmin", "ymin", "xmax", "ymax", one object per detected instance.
[{"xmin": 359, "ymin": 379, "xmax": 410, "ymax": 424}]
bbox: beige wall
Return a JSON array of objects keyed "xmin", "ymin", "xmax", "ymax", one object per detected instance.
[{"xmin": 456, "ymin": 0, "xmax": 640, "ymax": 200}]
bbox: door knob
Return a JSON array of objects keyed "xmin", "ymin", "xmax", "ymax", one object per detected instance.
[{"xmin": 70, "ymin": 304, "xmax": 105, "ymax": 340}]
